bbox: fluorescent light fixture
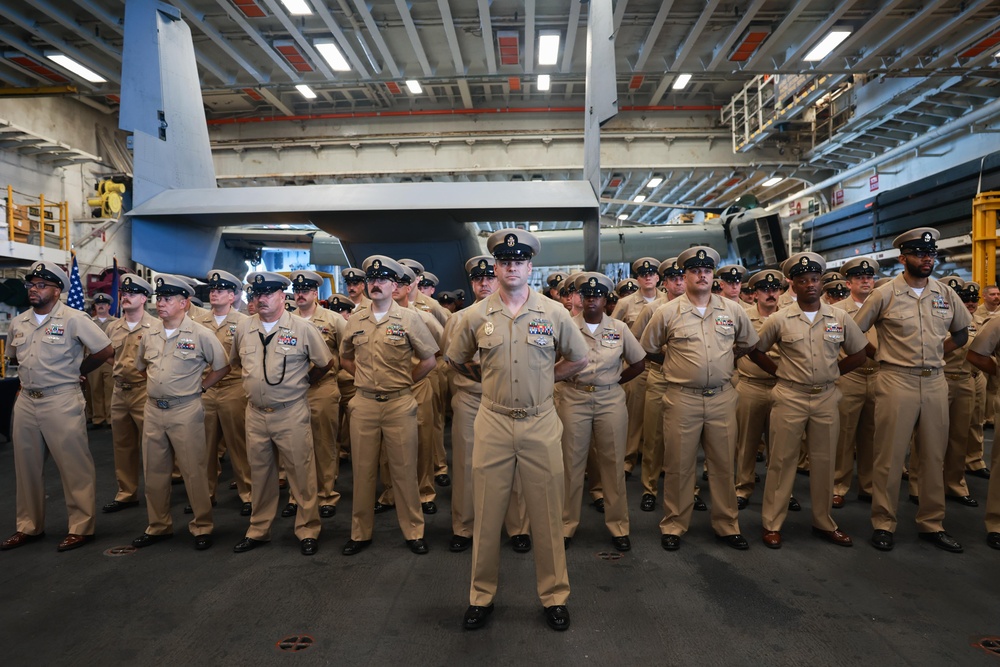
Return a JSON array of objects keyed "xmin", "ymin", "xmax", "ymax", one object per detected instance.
[
  {"xmin": 538, "ymin": 31, "xmax": 561, "ymax": 66},
  {"xmin": 529, "ymin": 224, "xmax": 539, "ymax": 232},
  {"xmin": 617, "ymin": 213, "xmax": 629, "ymax": 220},
  {"xmin": 672, "ymin": 74, "xmax": 692, "ymax": 90},
  {"xmin": 45, "ymin": 53, "xmax": 105, "ymax": 83},
  {"xmin": 295, "ymin": 84, "xmax": 317, "ymax": 99},
  {"xmin": 537, "ymin": 74, "xmax": 551, "ymax": 91},
  {"xmin": 646, "ymin": 176, "xmax": 663, "ymax": 188},
  {"xmin": 405, "ymin": 79, "xmax": 422, "ymax": 94},
  {"xmin": 279, "ymin": 0, "xmax": 312, "ymax": 15},
  {"xmin": 633, "ymin": 195, "xmax": 647, "ymax": 203},
  {"xmin": 761, "ymin": 176, "xmax": 784, "ymax": 187},
  {"xmin": 315, "ymin": 39, "xmax": 351, "ymax": 71},
  {"xmin": 804, "ymin": 30, "xmax": 852, "ymax": 62}
]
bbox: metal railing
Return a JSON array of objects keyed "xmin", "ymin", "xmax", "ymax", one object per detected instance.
[{"xmin": 5, "ymin": 184, "xmax": 69, "ymax": 251}]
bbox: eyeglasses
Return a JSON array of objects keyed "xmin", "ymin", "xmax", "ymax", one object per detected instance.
[
  {"xmin": 24, "ymin": 281, "xmax": 56, "ymax": 290},
  {"xmin": 905, "ymin": 250, "xmax": 938, "ymax": 259}
]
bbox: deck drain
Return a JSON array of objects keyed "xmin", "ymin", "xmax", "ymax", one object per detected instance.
[
  {"xmin": 972, "ymin": 637, "xmax": 1000, "ymax": 656},
  {"xmin": 103, "ymin": 545, "xmax": 137, "ymax": 557},
  {"xmin": 595, "ymin": 551, "xmax": 624, "ymax": 561},
  {"xmin": 276, "ymin": 635, "xmax": 314, "ymax": 652}
]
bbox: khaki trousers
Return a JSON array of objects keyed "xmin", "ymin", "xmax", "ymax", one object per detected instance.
[
  {"xmin": 640, "ymin": 365, "xmax": 668, "ymax": 497},
  {"xmin": 377, "ymin": 378, "xmax": 435, "ymax": 506},
  {"xmin": 871, "ymin": 370, "xmax": 948, "ymax": 533},
  {"xmin": 734, "ymin": 378, "xmax": 774, "ymax": 499},
  {"xmin": 245, "ymin": 400, "xmax": 320, "ymax": 541},
  {"xmin": 762, "ymin": 383, "xmax": 840, "ymax": 532},
  {"xmin": 909, "ymin": 374, "xmax": 973, "ymax": 499},
  {"xmin": 337, "ymin": 374, "xmax": 356, "ymax": 458},
  {"xmin": 300, "ymin": 376, "xmax": 340, "ymax": 507},
  {"xmin": 110, "ymin": 384, "xmax": 146, "ymax": 502},
  {"xmin": 450, "ymin": 389, "xmax": 529, "ymax": 538},
  {"xmin": 349, "ymin": 393, "xmax": 424, "ymax": 542},
  {"xmin": 985, "ymin": 422, "xmax": 1000, "ymax": 533},
  {"xmin": 660, "ymin": 385, "xmax": 740, "ymax": 537},
  {"xmin": 966, "ymin": 372, "xmax": 988, "ymax": 471},
  {"xmin": 12, "ymin": 388, "xmax": 96, "ymax": 536},
  {"xmin": 430, "ymin": 364, "xmax": 448, "ymax": 476},
  {"xmin": 623, "ymin": 369, "xmax": 647, "ymax": 472},
  {"xmin": 470, "ymin": 405, "xmax": 568, "ymax": 608},
  {"xmin": 558, "ymin": 384, "xmax": 629, "ymax": 538},
  {"xmin": 88, "ymin": 363, "xmax": 113, "ymax": 425},
  {"xmin": 203, "ymin": 381, "xmax": 251, "ymax": 503},
  {"xmin": 834, "ymin": 371, "xmax": 877, "ymax": 497},
  {"xmin": 142, "ymin": 398, "xmax": 213, "ymax": 536}
]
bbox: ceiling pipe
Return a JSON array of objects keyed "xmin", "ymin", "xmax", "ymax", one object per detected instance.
[{"xmin": 768, "ymin": 94, "xmax": 1000, "ymax": 210}]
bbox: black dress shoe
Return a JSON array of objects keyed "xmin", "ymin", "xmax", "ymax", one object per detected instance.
[
  {"xmin": 281, "ymin": 503, "xmax": 298, "ymax": 517},
  {"xmin": 788, "ymin": 497, "xmax": 801, "ymax": 512},
  {"xmin": 194, "ymin": 534, "xmax": 212, "ymax": 550},
  {"xmin": 342, "ymin": 539, "xmax": 372, "ymax": 556},
  {"xmin": 908, "ymin": 495, "xmax": 919, "ymax": 505},
  {"xmin": 240, "ymin": 502, "xmax": 252, "ymax": 516},
  {"xmin": 857, "ymin": 492, "xmax": 873, "ymax": 503},
  {"xmin": 1, "ymin": 531, "xmax": 45, "ymax": 550},
  {"xmin": 871, "ymin": 529, "xmax": 894, "ymax": 551},
  {"xmin": 693, "ymin": 495, "xmax": 707, "ymax": 512},
  {"xmin": 967, "ymin": 467, "xmax": 991, "ymax": 480},
  {"xmin": 797, "ymin": 468, "xmax": 810, "ymax": 476},
  {"xmin": 320, "ymin": 505, "xmax": 336, "ymax": 518},
  {"xmin": 300, "ymin": 538, "xmax": 319, "ymax": 556},
  {"xmin": 918, "ymin": 531, "xmax": 963, "ymax": 553},
  {"xmin": 421, "ymin": 501, "xmax": 438, "ymax": 515},
  {"xmin": 640, "ymin": 493, "xmax": 656, "ymax": 512},
  {"xmin": 563, "ymin": 536, "xmax": 571, "ymax": 549},
  {"xmin": 132, "ymin": 533, "xmax": 173, "ymax": 548},
  {"xmin": 407, "ymin": 538, "xmax": 428, "ymax": 554},
  {"xmin": 661, "ymin": 534, "xmax": 681, "ymax": 551},
  {"xmin": 102, "ymin": 500, "xmax": 139, "ymax": 513},
  {"xmin": 171, "ymin": 477, "xmax": 183, "ymax": 485},
  {"xmin": 450, "ymin": 535, "xmax": 472, "ymax": 552},
  {"xmin": 947, "ymin": 494, "xmax": 979, "ymax": 507},
  {"xmin": 435, "ymin": 473, "xmax": 451, "ymax": 487},
  {"xmin": 736, "ymin": 496, "xmax": 749, "ymax": 511},
  {"xmin": 463, "ymin": 604, "xmax": 494, "ymax": 630},
  {"xmin": 987, "ymin": 532, "xmax": 1000, "ymax": 550},
  {"xmin": 229, "ymin": 480, "xmax": 238, "ymax": 490},
  {"xmin": 591, "ymin": 498, "xmax": 605, "ymax": 513},
  {"xmin": 544, "ymin": 605, "xmax": 570, "ymax": 631},
  {"xmin": 373, "ymin": 501, "xmax": 395, "ymax": 514},
  {"xmin": 611, "ymin": 535, "xmax": 631, "ymax": 552},
  {"xmin": 510, "ymin": 534, "xmax": 532, "ymax": 553},
  {"xmin": 756, "ymin": 451, "xmax": 765, "ymax": 462},
  {"xmin": 233, "ymin": 537, "xmax": 267, "ymax": 553},
  {"xmin": 717, "ymin": 533, "xmax": 749, "ymax": 550},
  {"xmin": 701, "ymin": 470, "xmax": 708, "ymax": 481}
]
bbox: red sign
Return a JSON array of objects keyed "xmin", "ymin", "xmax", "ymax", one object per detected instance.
[
  {"xmin": 833, "ymin": 189, "xmax": 844, "ymax": 205},
  {"xmin": 869, "ymin": 175, "xmax": 879, "ymax": 192}
]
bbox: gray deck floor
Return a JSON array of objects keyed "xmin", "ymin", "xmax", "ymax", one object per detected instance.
[{"xmin": 1, "ymin": 427, "xmax": 998, "ymax": 666}]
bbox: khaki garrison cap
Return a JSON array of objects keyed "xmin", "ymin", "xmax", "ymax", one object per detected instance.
[
  {"xmin": 206, "ymin": 269, "xmax": 241, "ymax": 291},
  {"xmin": 26, "ymin": 261, "xmax": 69, "ymax": 289},
  {"xmin": 678, "ymin": 246, "xmax": 721, "ymax": 270},
  {"xmin": 893, "ymin": 227, "xmax": 939, "ymax": 252},
  {"xmin": 488, "ymin": 228, "xmax": 540, "ymax": 259}
]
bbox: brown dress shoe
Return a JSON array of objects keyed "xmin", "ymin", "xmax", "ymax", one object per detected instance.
[
  {"xmin": 57, "ymin": 534, "xmax": 94, "ymax": 552},
  {"xmin": 1, "ymin": 531, "xmax": 45, "ymax": 550},
  {"xmin": 832, "ymin": 494, "xmax": 845, "ymax": 509},
  {"xmin": 812, "ymin": 527, "xmax": 853, "ymax": 547},
  {"xmin": 762, "ymin": 530, "xmax": 781, "ymax": 549}
]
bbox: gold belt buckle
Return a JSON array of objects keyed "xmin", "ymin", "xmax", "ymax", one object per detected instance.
[
  {"xmin": 920, "ymin": 368, "xmax": 933, "ymax": 377},
  {"xmin": 262, "ymin": 406, "xmax": 276, "ymax": 413},
  {"xmin": 374, "ymin": 392, "xmax": 389, "ymax": 402},
  {"xmin": 809, "ymin": 385, "xmax": 824, "ymax": 394},
  {"xmin": 509, "ymin": 408, "xmax": 528, "ymax": 419},
  {"xmin": 701, "ymin": 388, "xmax": 716, "ymax": 397},
  {"xmin": 28, "ymin": 390, "xmax": 44, "ymax": 399},
  {"xmin": 120, "ymin": 383, "xmax": 132, "ymax": 390},
  {"xmin": 584, "ymin": 385, "xmax": 597, "ymax": 392},
  {"xmin": 155, "ymin": 399, "xmax": 170, "ymax": 409}
]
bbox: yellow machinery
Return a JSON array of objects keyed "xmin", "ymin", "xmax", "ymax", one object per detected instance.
[
  {"xmin": 87, "ymin": 179, "xmax": 127, "ymax": 218},
  {"xmin": 971, "ymin": 192, "xmax": 1000, "ymax": 291},
  {"xmin": 5, "ymin": 184, "xmax": 69, "ymax": 250}
]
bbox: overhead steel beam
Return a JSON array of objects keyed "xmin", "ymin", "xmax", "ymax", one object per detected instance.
[
  {"xmin": 524, "ymin": 0, "xmax": 535, "ymax": 75},
  {"xmin": 647, "ymin": 73, "xmax": 675, "ymax": 106},
  {"xmin": 257, "ymin": 87, "xmax": 295, "ymax": 117},
  {"xmin": 850, "ymin": 0, "xmax": 951, "ymax": 70},
  {"xmin": 612, "ymin": 0, "xmax": 629, "ymax": 34},
  {"xmin": 477, "ymin": 0, "xmax": 496, "ymax": 74},
  {"xmin": 168, "ymin": 0, "xmax": 264, "ymax": 84},
  {"xmin": 312, "ymin": 1, "xmax": 371, "ymax": 78},
  {"xmin": 560, "ymin": 0, "xmax": 581, "ymax": 74},
  {"xmin": 633, "ymin": 1, "xmax": 673, "ymax": 72},
  {"xmin": 706, "ymin": 0, "xmax": 767, "ymax": 70},
  {"xmin": 742, "ymin": 0, "xmax": 810, "ymax": 71},
  {"xmin": 437, "ymin": 0, "xmax": 465, "ymax": 75},
  {"xmin": 260, "ymin": 0, "xmax": 336, "ymax": 80},
  {"xmin": 923, "ymin": 14, "xmax": 1000, "ymax": 70},
  {"xmin": 0, "ymin": 28, "xmax": 100, "ymax": 91},
  {"xmin": 889, "ymin": 0, "xmax": 992, "ymax": 69},
  {"xmin": 213, "ymin": 0, "xmax": 299, "ymax": 82},
  {"xmin": 671, "ymin": 0, "xmax": 721, "ymax": 71},
  {"xmin": 456, "ymin": 79, "xmax": 473, "ymax": 108},
  {"xmin": 22, "ymin": 0, "xmax": 121, "ymax": 59},
  {"xmin": 394, "ymin": 0, "xmax": 433, "ymax": 77},
  {"xmin": 818, "ymin": 0, "xmax": 910, "ymax": 68},
  {"xmin": 352, "ymin": 0, "xmax": 402, "ymax": 78},
  {"xmin": 780, "ymin": 0, "xmax": 859, "ymax": 67}
]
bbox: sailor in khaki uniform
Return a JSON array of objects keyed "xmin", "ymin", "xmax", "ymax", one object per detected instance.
[
  {"xmin": 337, "ymin": 267, "xmax": 369, "ymax": 459},
  {"xmin": 965, "ymin": 313, "xmax": 1000, "ymax": 550},
  {"xmin": 1, "ymin": 262, "xmax": 112, "ymax": 552},
  {"xmin": 86, "ymin": 292, "xmax": 116, "ymax": 428},
  {"xmin": 557, "ymin": 273, "xmax": 645, "ymax": 551},
  {"xmin": 102, "ymin": 275, "xmax": 157, "ymax": 514},
  {"xmin": 339, "ymin": 256, "xmax": 438, "ymax": 556},
  {"xmin": 961, "ymin": 283, "xmax": 991, "ymax": 480},
  {"xmin": 733, "ymin": 271, "xmax": 782, "ymax": 509},
  {"xmin": 715, "ymin": 264, "xmax": 746, "ymax": 302},
  {"xmin": 831, "ymin": 257, "xmax": 880, "ymax": 506},
  {"xmin": 131, "ymin": 275, "xmax": 229, "ymax": 550},
  {"xmin": 448, "ymin": 228, "xmax": 588, "ymax": 632},
  {"xmin": 231, "ymin": 272, "xmax": 333, "ymax": 556},
  {"xmin": 638, "ymin": 246, "xmax": 756, "ymax": 552},
  {"xmin": 192, "ymin": 270, "xmax": 251, "ymax": 514},
  {"xmin": 854, "ymin": 227, "xmax": 971, "ymax": 553},
  {"xmin": 290, "ymin": 270, "xmax": 345, "ymax": 520},
  {"xmin": 749, "ymin": 253, "xmax": 868, "ymax": 548}
]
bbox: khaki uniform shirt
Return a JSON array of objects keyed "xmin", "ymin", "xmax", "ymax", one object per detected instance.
[
  {"xmin": 968, "ymin": 314, "xmax": 1000, "ymax": 359},
  {"xmin": 777, "ymin": 291, "xmax": 796, "ymax": 310},
  {"xmin": 294, "ymin": 305, "xmax": 346, "ymax": 380},
  {"xmin": 136, "ymin": 315, "xmax": 227, "ymax": 400},
  {"xmin": 446, "ymin": 290, "xmax": 589, "ymax": 408},
  {"xmin": 737, "ymin": 304, "xmax": 780, "ymax": 380},
  {"xmin": 756, "ymin": 303, "xmax": 867, "ymax": 385},
  {"xmin": 639, "ymin": 293, "xmax": 759, "ymax": 388},
  {"xmin": 91, "ymin": 315, "xmax": 117, "ymax": 336},
  {"xmin": 853, "ymin": 275, "xmax": 972, "ymax": 368},
  {"xmin": 943, "ymin": 311, "xmax": 980, "ymax": 373},
  {"xmin": 832, "ymin": 298, "xmax": 879, "ymax": 371},
  {"xmin": 231, "ymin": 311, "xmax": 333, "ymax": 406},
  {"xmin": 568, "ymin": 313, "xmax": 645, "ymax": 386},
  {"xmin": 350, "ymin": 295, "xmax": 372, "ymax": 311},
  {"xmin": 192, "ymin": 307, "xmax": 247, "ymax": 384},
  {"xmin": 107, "ymin": 312, "xmax": 160, "ymax": 384},
  {"xmin": 414, "ymin": 292, "xmax": 449, "ymax": 327},
  {"xmin": 974, "ymin": 304, "xmax": 1000, "ymax": 322},
  {"xmin": 612, "ymin": 291, "xmax": 667, "ymax": 327},
  {"xmin": 442, "ymin": 307, "xmax": 481, "ymax": 394},
  {"xmin": 7, "ymin": 301, "xmax": 111, "ymax": 390},
  {"xmin": 340, "ymin": 300, "xmax": 438, "ymax": 393}
]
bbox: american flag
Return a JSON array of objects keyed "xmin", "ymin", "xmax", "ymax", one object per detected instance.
[
  {"xmin": 109, "ymin": 256, "xmax": 119, "ymax": 316},
  {"xmin": 67, "ymin": 251, "xmax": 86, "ymax": 311}
]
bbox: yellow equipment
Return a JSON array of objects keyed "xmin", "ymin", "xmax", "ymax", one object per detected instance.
[
  {"xmin": 971, "ymin": 192, "xmax": 1000, "ymax": 291},
  {"xmin": 87, "ymin": 180, "xmax": 127, "ymax": 218}
]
